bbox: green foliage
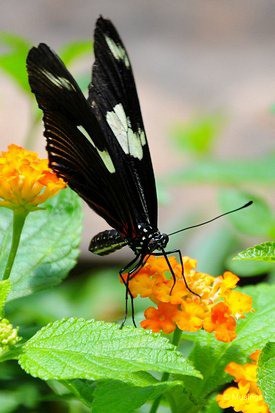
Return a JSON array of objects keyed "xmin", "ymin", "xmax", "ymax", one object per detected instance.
[
  {"xmin": 228, "ymin": 257, "xmax": 274, "ymax": 277},
  {"xmin": 234, "ymin": 241, "xmax": 275, "ymax": 262},
  {"xmin": 0, "ymin": 33, "xmax": 31, "ymax": 93},
  {"xmin": 91, "ymin": 379, "xmax": 181, "ymax": 413},
  {"xmin": 0, "ymin": 32, "xmax": 91, "ymax": 149},
  {"xmin": 0, "ymin": 33, "xmax": 91, "ymax": 94},
  {"xmin": 0, "ymin": 189, "xmax": 82, "ymax": 300},
  {"xmin": 19, "ymin": 318, "xmax": 199, "ymax": 382},
  {"xmin": 0, "ymin": 384, "xmax": 40, "ymax": 413},
  {"xmin": 178, "ymin": 284, "xmax": 275, "ymax": 410},
  {"xmin": 258, "ymin": 342, "xmax": 275, "ymax": 412},
  {"xmin": 0, "ymin": 280, "xmax": 10, "ymax": 316},
  {"xmin": 59, "ymin": 40, "xmax": 92, "ymax": 66}
]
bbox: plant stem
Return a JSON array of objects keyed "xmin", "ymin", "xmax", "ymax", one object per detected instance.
[
  {"xmin": 149, "ymin": 329, "xmax": 183, "ymax": 413},
  {"xmin": 2, "ymin": 210, "xmax": 28, "ymax": 280}
]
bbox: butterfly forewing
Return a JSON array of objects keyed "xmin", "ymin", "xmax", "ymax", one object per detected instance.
[
  {"xmin": 27, "ymin": 44, "xmax": 132, "ymax": 235},
  {"xmin": 89, "ymin": 17, "xmax": 158, "ymax": 229},
  {"xmin": 26, "ymin": 17, "xmax": 158, "ymax": 241}
]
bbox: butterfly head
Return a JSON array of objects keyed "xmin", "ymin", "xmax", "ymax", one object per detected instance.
[
  {"xmin": 147, "ymin": 232, "xmax": 169, "ymax": 253},
  {"xmin": 129, "ymin": 223, "xmax": 169, "ymax": 255}
]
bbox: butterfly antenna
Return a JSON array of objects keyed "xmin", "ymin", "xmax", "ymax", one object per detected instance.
[{"xmin": 168, "ymin": 201, "xmax": 253, "ymax": 237}]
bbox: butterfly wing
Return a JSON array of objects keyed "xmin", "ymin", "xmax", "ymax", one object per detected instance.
[
  {"xmin": 26, "ymin": 16, "xmax": 157, "ymax": 240},
  {"xmin": 89, "ymin": 17, "xmax": 158, "ymax": 229}
]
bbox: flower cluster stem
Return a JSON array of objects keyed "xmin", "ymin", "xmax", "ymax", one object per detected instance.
[
  {"xmin": 2, "ymin": 210, "xmax": 28, "ymax": 281},
  {"xmin": 149, "ymin": 328, "xmax": 183, "ymax": 413}
]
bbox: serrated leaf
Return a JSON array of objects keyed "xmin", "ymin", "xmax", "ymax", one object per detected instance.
[
  {"xmin": 92, "ymin": 379, "xmax": 181, "ymax": 413},
  {"xmin": 0, "ymin": 189, "xmax": 82, "ymax": 300},
  {"xmin": 0, "ymin": 280, "xmax": 11, "ymax": 316},
  {"xmin": 19, "ymin": 318, "xmax": 200, "ymax": 384},
  {"xmin": 258, "ymin": 342, "xmax": 275, "ymax": 412},
  {"xmin": 234, "ymin": 242, "xmax": 275, "ymax": 263},
  {"xmin": 166, "ymin": 154, "xmax": 275, "ymax": 185},
  {"xmin": 0, "ymin": 33, "xmax": 31, "ymax": 93},
  {"xmin": 218, "ymin": 189, "xmax": 274, "ymax": 237}
]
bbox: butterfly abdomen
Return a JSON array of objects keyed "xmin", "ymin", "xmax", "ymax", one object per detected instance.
[{"xmin": 89, "ymin": 229, "xmax": 127, "ymax": 256}]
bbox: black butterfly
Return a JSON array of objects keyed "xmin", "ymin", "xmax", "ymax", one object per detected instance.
[
  {"xmin": 26, "ymin": 17, "xmax": 251, "ymax": 325},
  {"xmin": 26, "ymin": 16, "xmax": 181, "ymax": 323}
]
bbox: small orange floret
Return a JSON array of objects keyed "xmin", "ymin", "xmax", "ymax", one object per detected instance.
[
  {"xmin": 0, "ymin": 144, "xmax": 65, "ymax": 211},
  {"xmin": 217, "ymin": 350, "xmax": 269, "ymax": 413},
  {"xmin": 203, "ymin": 302, "xmax": 237, "ymax": 342},
  {"xmin": 224, "ymin": 290, "xmax": 253, "ymax": 319},
  {"xmin": 124, "ymin": 255, "xmax": 252, "ymax": 342},
  {"xmin": 175, "ymin": 301, "xmax": 205, "ymax": 332},
  {"xmin": 141, "ymin": 302, "xmax": 178, "ymax": 334}
]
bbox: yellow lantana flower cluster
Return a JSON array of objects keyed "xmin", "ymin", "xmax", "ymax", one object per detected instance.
[
  {"xmin": 0, "ymin": 318, "xmax": 20, "ymax": 355},
  {"xmin": 123, "ymin": 255, "xmax": 252, "ymax": 342},
  {"xmin": 217, "ymin": 350, "xmax": 270, "ymax": 412},
  {"xmin": 0, "ymin": 144, "xmax": 65, "ymax": 211}
]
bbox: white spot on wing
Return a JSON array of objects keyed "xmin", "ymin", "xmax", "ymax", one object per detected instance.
[
  {"xmin": 105, "ymin": 36, "xmax": 130, "ymax": 68},
  {"xmin": 77, "ymin": 126, "xmax": 115, "ymax": 173},
  {"xmin": 41, "ymin": 70, "xmax": 75, "ymax": 91},
  {"xmin": 106, "ymin": 103, "xmax": 145, "ymax": 160},
  {"xmin": 98, "ymin": 151, "xmax": 115, "ymax": 174}
]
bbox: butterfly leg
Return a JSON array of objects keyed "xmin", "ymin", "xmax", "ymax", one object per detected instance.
[
  {"xmin": 119, "ymin": 254, "xmax": 145, "ymax": 328},
  {"xmin": 152, "ymin": 248, "xmax": 199, "ymax": 296}
]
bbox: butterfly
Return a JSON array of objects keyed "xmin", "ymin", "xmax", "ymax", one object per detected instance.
[{"xmin": 26, "ymin": 16, "xmax": 251, "ymax": 325}]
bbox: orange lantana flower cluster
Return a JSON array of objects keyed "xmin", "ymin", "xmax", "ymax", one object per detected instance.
[
  {"xmin": 217, "ymin": 351, "xmax": 270, "ymax": 412},
  {"xmin": 124, "ymin": 255, "xmax": 252, "ymax": 342},
  {"xmin": 0, "ymin": 144, "xmax": 65, "ymax": 211}
]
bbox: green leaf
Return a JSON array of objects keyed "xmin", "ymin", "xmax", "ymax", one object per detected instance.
[
  {"xmin": 165, "ymin": 154, "xmax": 275, "ymax": 185},
  {"xmin": 0, "ymin": 33, "xmax": 31, "ymax": 93},
  {"xmin": 258, "ymin": 342, "xmax": 275, "ymax": 412},
  {"xmin": 234, "ymin": 241, "xmax": 275, "ymax": 263},
  {"xmin": 0, "ymin": 280, "xmax": 11, "ymax": 316},
  {"xmin": 218, "ymin": 189, "xmax": 275, "ymax": 237},
  {"xmin": 64, "ymin": 379, "xmax": 95, "ymax": 408},
  {"xmin": 0, "ymin": 189, "xmax": 82, "ymax": 300},
  {"xmin": 19, "ymin": 318, "xmax": 200, "ymax": 383},
  {"xmin": 181, "ymin": 284, "xmax": 275, "ymax": 403},
  {"xmin": 227, "ymin": 256, "xmax": 274, "ymax": 277},
  {"xmin": 228, "ymin": 284, "xmax": 275, "ymax": 352},
  {"xmin": 59, "ymin": 40, "xmax": 92, "ymax": 66},
  {"xmin": 65, "ymin": 377, "xmax": 182, "ymax": 413},
  {"xmin": 171, "ymin": 113, "xmax": 225, "ymax": 156},
  {"xmin": 92, "ymin": 379, "xmax": 181, "ymax": 413},
  {"xmin": 203, "ymin": 397, "xmax": 222, "ymax": 413}
]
